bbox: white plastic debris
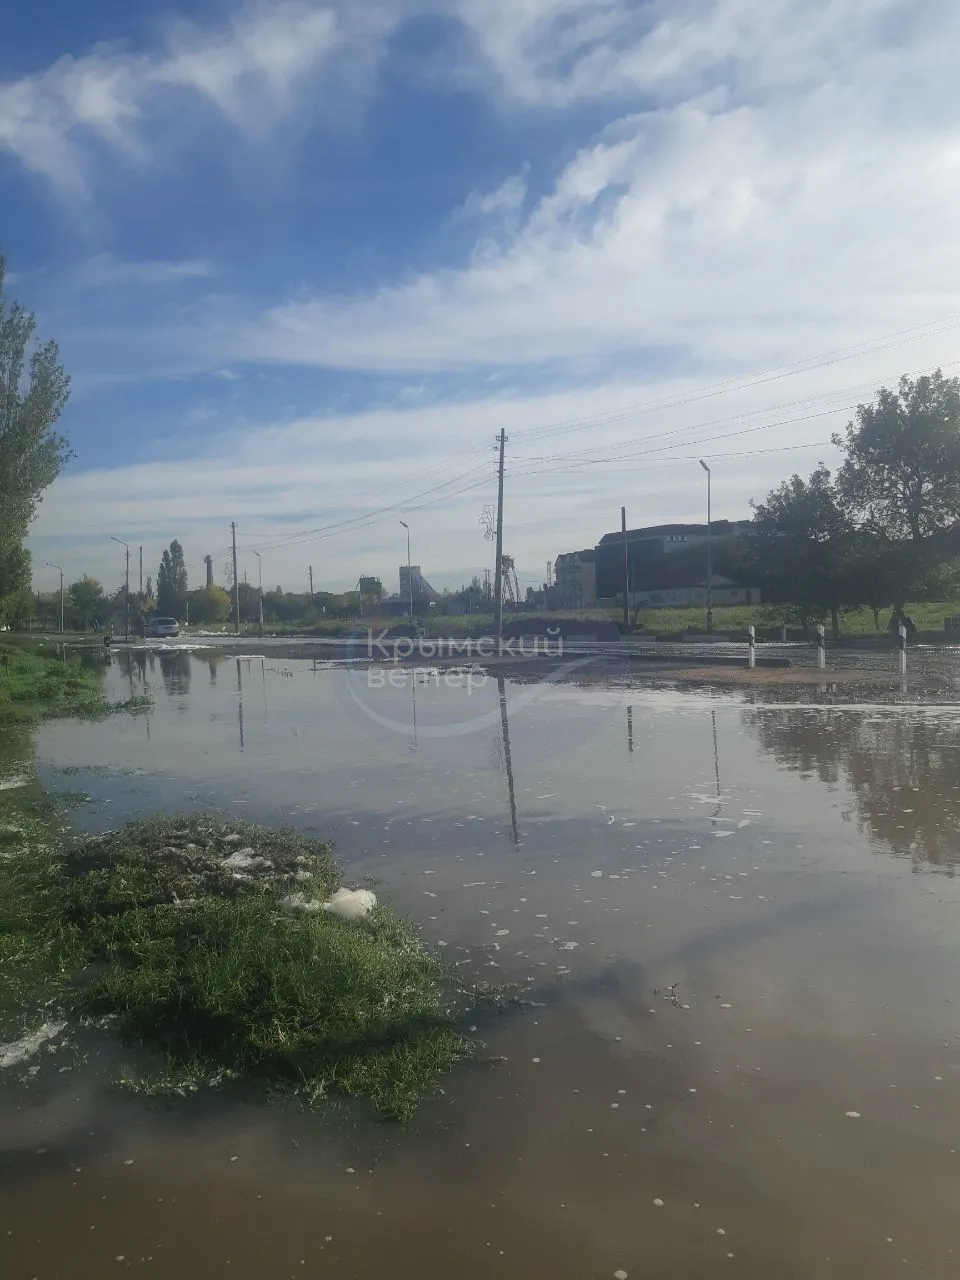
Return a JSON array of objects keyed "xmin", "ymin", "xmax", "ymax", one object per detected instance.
[
  {"xmin": 322, "ymin": 888, "xmax": 377, "ymax": 922},
  {"xmin": 222, "ymin": 849, "xmax": 272, "ymax": 871}
]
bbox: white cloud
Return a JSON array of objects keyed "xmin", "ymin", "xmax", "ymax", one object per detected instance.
[
  {"xmin": 0, "ymin": 3, "xmax": 353, "ymax": 192},
  {"xmin": 217, "ymin": 0, "xmax": 960, "ymax": 381},
  {"xmin": 75, "ymin": 255, "xmax": 213, "ymax": 288},
  {"xmin": 15, "ymin": 0, "xmax": 960, "ymax": 595}
]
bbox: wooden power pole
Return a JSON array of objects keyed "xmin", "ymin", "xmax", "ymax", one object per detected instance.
[{"xmin": 493, "ymin": 430, "xmax": 507, "ymax": 638}]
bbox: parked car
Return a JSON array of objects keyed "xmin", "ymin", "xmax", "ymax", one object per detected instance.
[{"xmin": 149, "ymin": 616, "xmax": 180, "ymax": 638}]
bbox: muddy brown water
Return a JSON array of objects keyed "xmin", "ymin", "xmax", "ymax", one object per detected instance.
[{"xmin": 3, "ymin": 652, "xmax": 960, "ymax": 1278}]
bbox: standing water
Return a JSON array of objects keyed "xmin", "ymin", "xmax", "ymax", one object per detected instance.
[{"xmin": 3, "ymin": 651, "xmax": 960, "ymax": 1278}]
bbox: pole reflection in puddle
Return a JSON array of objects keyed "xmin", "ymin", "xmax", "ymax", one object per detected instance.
[{"xmin": 496, "ymin": 676, "xmax": 519, "ymax": 846}]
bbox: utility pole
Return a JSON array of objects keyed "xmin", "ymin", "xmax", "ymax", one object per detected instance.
[
  {"xmin": 110, "ymin": 536, "xmax": 130, "ymax": 640},
  {"xmin": 45, "ymin": 563, "xmax": 63, "ymax": 634},
  {"xmin": 621, "ymin": 506, "xmax": 630, "ymax": 631},
  {"xmin": 699, "ymin": 460, "xmax": 713, "ymax": 633},
  {"xmin": 308, "ymin": 565, "xmax": 314, "ymax": 599},
  {"xmin": 231, "ymin": 521, "xmax": 240, "ymax": 634},
  {"xmin": 254, "ymin": 550, "xmax": 264, "ymax": 634},
  {"xmin": 139, "ymin": 546, "xmax": 143, "ymax": 595},
  {"xmin": 493, "ymin": 430, "xmax": 507, "ymax": 638}
]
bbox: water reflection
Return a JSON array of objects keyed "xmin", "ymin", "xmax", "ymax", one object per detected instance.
[
  {"xmin": 495, "ymin": 676, "xmax": 519, "ymax": 846},
  {"xmin": 745, "ymin": 707, "xmax": 960, "ymax": 871}
]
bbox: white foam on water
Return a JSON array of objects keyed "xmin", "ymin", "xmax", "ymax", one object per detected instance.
[{"xmin": 0, "ymin": 1021, "xmax": 67, "ymax": 1069}]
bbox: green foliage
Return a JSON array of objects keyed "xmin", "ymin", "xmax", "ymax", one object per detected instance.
[
  {"xmin": 834, "ymin": 371, "xmax": 960, "ymax": 605},
  {"xmin": 835, "ymin": 370, "xmax": 960, "ymax": 540},
  {"xmin": 67, "ymin": 575, "xmax": 104, "ymax": 629},
  {"xmin": 0, "ymin": 251, "xmax": 71, "ymax": 621},
  {"xmin": 749, "ymin": 465, "xmax": 858, "ymax": 633},
  {"xmin": 187, "ymin": 584, "xmax": 231, "ymax": 624},
  {"xmin": 0, "ymin": 541, "xmax": 31, "ymax": 627},
  {"xmin": 156, "ymin": 540, "xmax": 188, "ymax": 618},
  {"xmin": 0, "ymin": 815, "xmax": 490, "ymax": 1118},
  {"xmin": 0, "ymin": 644, "xmax": 106, "ymax": 724}
]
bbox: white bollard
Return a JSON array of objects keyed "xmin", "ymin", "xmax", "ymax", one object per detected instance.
[
  {"xmin": 748, "ymin": 624, "xmax": 756, "ymax": 669},
  {"xmin": 899, "ymin": 623, "xmax": 908, "ymax": 676},
  {"xmin": 817, "ymin": 624, "xmax": 826, "ymax": 669}
]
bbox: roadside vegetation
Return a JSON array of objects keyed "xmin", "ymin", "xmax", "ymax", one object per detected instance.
[
  {"xmin": 0, "ymin": 813, "xmax": 498, "ymax": 1118},
  {"xmin": 0, "ymin": 643, "xmax": 149, "ymax": 726}
]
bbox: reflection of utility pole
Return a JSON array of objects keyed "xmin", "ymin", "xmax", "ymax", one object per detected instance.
[
  {"xmin": 409, "ymin": 671, "xmax": 418, "ymax": 754},
  {"xmin": 627, "ymin": 704, "xmax": 634, "ymax": 754},
  {"xmin": 711, "ymin": 709, "xmax": 721, "ymax": 818},
  {"xmin": 496, "ymin": 676, "xmax": 520, "ymax": 845},
  {"xmin": 236, "ymin": 657, "xmax": 245, "ymax": 750}
]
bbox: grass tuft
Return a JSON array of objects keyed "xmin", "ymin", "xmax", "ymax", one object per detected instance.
[
  {"xmin": 0, "ymin": 645, "xmax": 151, "ymax": 725},
  {"xmin": 0, "ymin": 813, "xmax": 496, "ymax": 1118}
]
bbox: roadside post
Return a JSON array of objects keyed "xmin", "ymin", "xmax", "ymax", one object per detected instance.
[
  {"xmin": 817, "ymin": 624, "xmax": 826, "ymax": 670},
  {"xmin": 899, "ymin": 622, "xmax": 908, "ymax": 676},
  {"xmin": 747, "ymin": 625, "xmax": 756, "ymax": 669}
]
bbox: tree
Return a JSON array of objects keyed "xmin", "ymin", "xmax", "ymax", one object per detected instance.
[
  {"xmin": 750, "ymin": 465, "xmax": 859, "ymax": 637},
  {"xmin": 0, "ymin": 541, "xmax": 31, "ymax": 627},
  {"xmin": 834, "ymin": 371, "xmax": 960, "ymax": 609},
  {"xmin": 0, "ymin": 251, "xmax": 71, "ymax": 620},
  {"xmin": 156, "ymin": 540, "xmax": 188, "ymax": 617},
  {"xmin": 68, "ymin": 576, "xmax": 104, "ymax": 630},
  {"xmin": 186, "ymin": 584, "xmax": 231, "ymax": 624}
]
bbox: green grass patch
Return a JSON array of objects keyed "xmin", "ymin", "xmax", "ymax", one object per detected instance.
[
  {"xmin": 0, "ymin": 813, "xmax": 498, "ymax": 1118},
  {"xmin": 0, "ymin": 644, "xmax": 150, "ymax": 725}
]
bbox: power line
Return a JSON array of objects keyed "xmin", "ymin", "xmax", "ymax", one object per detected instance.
[{"xmin": 509, "ymin": 314, "xmax": 960, "ymax": 447}]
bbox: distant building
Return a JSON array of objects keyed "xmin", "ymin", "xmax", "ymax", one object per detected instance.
[
  {"xmin": 595, "ymin": 520, "xmax": 752, "ymax": 601},
  {"xmin": 398, "ymin": 565, "xmax": 439, "ymax": 601},
  {"xmin": 380, "ymin": 565, "xmax": 441, "ymax": 614},
  {"xmin": 553, "ymin": 549, "xmax": 598, "ymax": 608}
]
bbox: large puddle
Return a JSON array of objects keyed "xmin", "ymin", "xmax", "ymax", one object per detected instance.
[{"xmin": 3, "ymin": 653, "xmax": 960, "ymax": 1278}]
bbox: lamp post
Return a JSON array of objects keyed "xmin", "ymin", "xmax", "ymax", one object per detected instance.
[
  {"xmin": 699, "ymin": 460, "xmax": 713, "ymax": 634},
  {"xmin": 399, "ymin": 521, "xmax": 413, "ymax": 621},
  {"xmin": 356, "ymin": 576, "xmax": 364, "ymax": 618},
  {"xmin": 253, "ymin": 550, "xmax": 264, "ymax": 634},
  {"xmin": 45, "ymin": 563, "xmax": 64, "ymax": 634},
  {"xmin": 109, "ymin": 536, "xmax": 130, "ymax": 641}
]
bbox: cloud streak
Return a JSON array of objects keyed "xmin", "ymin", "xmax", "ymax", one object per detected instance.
[{"xmin": 0, "ymin": 2, "xmax": 353, "ymax": 193}]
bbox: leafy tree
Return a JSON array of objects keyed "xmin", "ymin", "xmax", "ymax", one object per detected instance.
[
  {"xmin": 749, "ymin": 465, "xmax": 859, "ymax": 637},
  {"xmin": 0, "ymin": 251, "xmax": 71, "ymax": 619},
  {"xmin": 156, "ymin": 540, "xmax": 188, "ymax": 618},
  {"xmin": 834, "ymin": 371, "xmax": 960, "ymax": 609},
  {"xmin": 186, "ymin": 584, "xmax": 231, "ymax": 624},
  {"xmin": 68, "ymin": 576, "xmax": 104, "ymax": 630},
  {"xmin": 0, "ymin": 541, "xmax": 31, "ymax": 627}
]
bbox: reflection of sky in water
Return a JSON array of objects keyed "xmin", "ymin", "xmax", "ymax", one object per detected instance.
[
  {"xmin": 29, "ymin": 652, "xmax": 960, "ymax": 876},
  {"xmin": 11, "ymin": 654, "xmax": 960, "ymax": 1280}
]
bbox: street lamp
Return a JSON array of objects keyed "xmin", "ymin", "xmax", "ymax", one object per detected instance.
[
  {"xmin": 399, "ymin": 521, "xmax": 413, "ymax": 621},
  {"xmin": 45, "ymin": 562, "xmax": 64, "ymax": 634},
  {"xmin": 253, "ymin": 550, "xmax": 264, "ymax": 634},
  {"xmin": 699, "ymin": 460, "xmax": 713, "ymax": 634},
  {"xmin": 109, "ymin": 536, "xmax": 130, "ymax": 641}
]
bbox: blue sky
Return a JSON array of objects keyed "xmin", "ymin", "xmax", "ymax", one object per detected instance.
[{"xmin": 4, "ymin": 0, "xmax": 960, "ymax": 596}]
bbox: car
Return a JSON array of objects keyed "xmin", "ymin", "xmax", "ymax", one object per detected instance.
[{"xmin": 149, "ymin": 616, "xmax": 180, "ymax": 638}]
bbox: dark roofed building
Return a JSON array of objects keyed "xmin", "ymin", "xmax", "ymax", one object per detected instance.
[{"xmin": 595, "ymin": 520, "xmax": 754, "ymax": 602}]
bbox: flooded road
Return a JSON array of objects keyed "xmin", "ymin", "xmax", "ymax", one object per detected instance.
[{"xmin": 3, "ymin": 652, "xmax": 960, "ymax": 1278}]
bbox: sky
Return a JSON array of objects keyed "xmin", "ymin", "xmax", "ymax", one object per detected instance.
[{"xmin": 4, "ymin": 0, "xmax": 960, "ymax": 598}]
